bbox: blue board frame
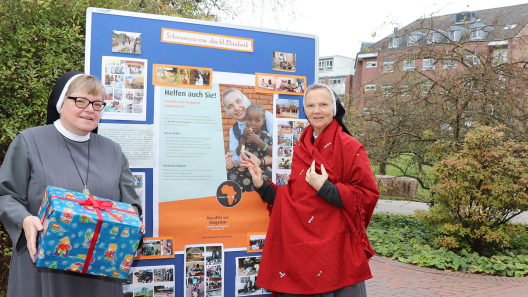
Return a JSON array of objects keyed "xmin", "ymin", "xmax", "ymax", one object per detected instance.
[{"xmin": 85, "ymin": 7, "xmax": 317, "ymax": 297}]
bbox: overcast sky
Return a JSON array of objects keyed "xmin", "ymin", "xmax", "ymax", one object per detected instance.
[{"xmin": 223, "ymin": 0, "xmax": 528, "ymax": 58}]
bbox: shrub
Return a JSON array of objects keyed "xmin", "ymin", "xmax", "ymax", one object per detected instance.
[
  {"xmin": 416, "ymin": 126, "xmax": 528, "ymax": 254},
  {"xmin": 369, "ymin": 213, "xmax": 528, "ymax": 276}
]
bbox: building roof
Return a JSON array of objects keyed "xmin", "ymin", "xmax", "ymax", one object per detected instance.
[{"xmin": 362, "ymin": 3, "xmax": 528, "ymax": 54}]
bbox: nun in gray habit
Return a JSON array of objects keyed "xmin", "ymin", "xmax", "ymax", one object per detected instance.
[{"xmin": 0, "ymin": 71, "xmax": 142, "ymax": 297}]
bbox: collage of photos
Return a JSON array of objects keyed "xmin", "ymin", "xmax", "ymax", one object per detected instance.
[
  {"xmin": 247, "ymin": 233, "xmax": 266, "ymax": 253},
  {"xmin": 272, "ymin": 51, "xmax": 296, "ymax": 72},
  {"xmin": 185, "ymin": 245, "xmax": 224, "ymax": 297},
  {"xmin": 274, "ymin": 120, "xmax": 309, "ymax": 184},
  {"xmin": 255, "ymin": 73, "xmax": 305, "ymax": 95},
  {"xmin": 102, "ymin": 56, "xmax": 147, "ymax": 121},
  {"xmin": 221, "ymin": 85, "xmax": 274, "ymax": 193},
  {"xmin": 153, "ymin": 64, "xmax": 212, "ymax": 89},
  {"xmin": 123, "ymin": 265, "xmax": 175, "ymax": 297},
  {"xmin": 112, "ymin": 31, "xmax": 142, "ymax": 54},
  {"xmin": 235, "ymin": 256, "xmax": 270, "ymax": 296},
  {"xmin": 136, "ymin": 237, "xmax": 174, "ymax": 260},
  {"xmin": 133, "ymin": 172, "xmax": 146, "ymax": 226}
]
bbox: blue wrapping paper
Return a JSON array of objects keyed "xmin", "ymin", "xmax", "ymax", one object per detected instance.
[{"xmin": 36, "ymin": 186, "xmax": 144, "ymax": 278}]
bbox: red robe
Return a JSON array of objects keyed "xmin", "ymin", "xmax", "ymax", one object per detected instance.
[{"xmin": 256, "ymin": 119, "xmax": 379, "ymax": 294}]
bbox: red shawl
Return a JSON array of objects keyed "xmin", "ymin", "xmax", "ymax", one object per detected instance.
[{"xmin": 256, "ymin": 119, "xmax": 379, "ymax": 294}]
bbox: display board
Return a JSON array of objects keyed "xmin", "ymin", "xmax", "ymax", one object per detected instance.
[{"xmin": 85, "ymin": 7, "xmax": 317, "ymax": 296}]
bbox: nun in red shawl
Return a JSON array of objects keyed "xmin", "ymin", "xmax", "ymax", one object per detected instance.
[{"xmin": 241, "ymin": 84, "xmax": 379, "ymax": 296}]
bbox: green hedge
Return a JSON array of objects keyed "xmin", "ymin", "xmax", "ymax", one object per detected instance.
[{"xmin": 0, "ymin": 1, "xmax": 224, "ymax": 293}]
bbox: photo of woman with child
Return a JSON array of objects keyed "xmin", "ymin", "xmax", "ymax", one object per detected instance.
[{"xmin": 222, "ymin": 88, "xmax": 274, "ymax": 192}]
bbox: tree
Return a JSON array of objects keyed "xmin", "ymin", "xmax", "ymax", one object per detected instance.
[
  {"xmin": 416, "ymin": 126, "xmax": 528, "ymax": 254},
  {"xmin": 356, "ymin": 14, "xmax": 528, "ymax": 193},
  {"xmin": 0, "ymin": 1, "xmax": 233, "ymax": 293},
  {"xmin": 0, "ymin": 0, "xmax": 232, "ymax": 162}
]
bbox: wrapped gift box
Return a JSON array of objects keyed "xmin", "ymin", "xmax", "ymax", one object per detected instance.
[{"xmin": 36, "ymin": 186, "xmax": 144, "ymax": 278}]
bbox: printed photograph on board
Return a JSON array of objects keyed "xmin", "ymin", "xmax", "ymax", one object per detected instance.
[
  {"xmin": 153, "ymin": 64, "xmax": 213, "ymax": 89},
  {"xmin": 154, "ymin": 285, "xmax": 175, "ymax": 297},
  {"xmin": 205, "ymin": 246, "xmax": 223, "ymax": 266},
  {"xmin": 277, "ymin": 157, "xmax": 292, "ymax": 169},
  {"xmin": 276, "ymin": 76, "xmax": 304, "ymax": 93},
  {"xmin": 112, "ymin": 31, "xmax": 142, "ymax": 54},
  {"xmin": 205, "ymin": 280, "xmax": 222, "ymax": 296},
  {"xmin": 154, "ymin": 267, "xmax": 174, "ymax": 282},
  {"xmin": 186, "ymin": 276, "xmax": 204, "ymax": 297},
  {"xmin": 221, "ymin": 84, "xmax": 274, "ymax": 193},
  {"xmin": 272, "ymin": 51, "xmax": 296, "ymax": 72},
  {"xmin": 135, "ymin": 286, "xmax": 154, "ymax": 296},
  {"xmin": 276, "ymin": 173, "xmax": 290, "ymax": 186},
  {"xmin": 123, "ymin": 265, "xmax": 176, "ymax": 297},
  {"xmin": 276, "ymin": 98, "xmax": 300, "ymax": 119},
  {"xmin": 134, "ymin": 268, "xmax": 154, "ymax": 283},
  {"xmin": 190, "ymin": 69, "xmax": 211, "ymax": 86},
  {"xmin": 256, "ymin": 74, "xmax": 276, "ymax": 91},
  {"xmin": 136, "ymin": 237, "xmax": 174, "ymax": 259},
  {"xmin": 235, "ymin": 256, "xmax": 264, "ymax": 296},
  {"xmin": 102, "ymin": 56, "xmax": 147, "ymax": 121},
  {"xmin": 255, "ymin": 73, "xmax": 305, "ymax": 95},
  {"xmin": 236, "ymin": 276, "xmax": 262, "ymax": 296},
  {"xmin": 236, "ymin": 257, "xmax": 260, "ymax": 277},
  {"xmin": 247, "ymin": 233, "xmax": 266, "ymax": 252}
]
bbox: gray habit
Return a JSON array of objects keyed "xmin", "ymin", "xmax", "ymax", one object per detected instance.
[{"xmin": 0, "ymin": 124, "xmax": 142, "ymax": 297}]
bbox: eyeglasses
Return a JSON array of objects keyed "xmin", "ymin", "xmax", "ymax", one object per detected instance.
[
  {"xmin": 67, "ymin": 96, "xmax": 106, "ymax": 111},
  {"xmin": 305, "ymin": 101, "xmax": 333, "ymax": 111}
]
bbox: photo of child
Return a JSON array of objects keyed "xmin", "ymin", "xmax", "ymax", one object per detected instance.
[{"xmin": 226, "ymin": 104, "xmax": 272, "ymax": 192}]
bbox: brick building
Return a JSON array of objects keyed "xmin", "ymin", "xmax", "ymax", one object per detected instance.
[
  {"xmin": 353, "ymin": 3, "xmax": 528, "ymax": 111},
  {"xmin": 318, "ymin": 55, "xmax": 355, "ymax": 105}
]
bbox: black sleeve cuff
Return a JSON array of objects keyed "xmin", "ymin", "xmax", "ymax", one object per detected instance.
[
  {"xmin": 316, "ymin": 179, "xmax": 344, "ymax": 208},
  {"xmin": 256, "ymin": 178, "xmax": 276, "ymax": 204}
]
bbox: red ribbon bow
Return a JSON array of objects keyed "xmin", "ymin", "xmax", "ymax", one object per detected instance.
[
  {"xmin": 40, "ymin": 192, "xmax": 136, "ymax": 274},
  {"xmin": 78, "ymin": 196, "xmax": 122, "ymax": 223}
]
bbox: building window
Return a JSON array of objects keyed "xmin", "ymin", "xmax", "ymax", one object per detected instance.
[
  {"xmin": 401, "ymin": 83, "xmax": 410, "ymax": 96},
  {"xmin": 326, "ymin": 59, "xmax": 333, "ymax": 70},
  {"xmin": 422, "ymin": 59, "xmax": 435, "ymax": 70},
  {"xmin": 363, "ymin": 107, "xmax": 374, "ymax": 114},
  {"xmin": 407, "ymin": 35, "xmax": 418, "ymax": 47},
  {"xmin": 421, "ymin": 81, "xmax": 432, "ymax": 95},
  {"xmin": 318, "ymin": 78, "xmax": 325, "ymax": 84},
  {"xmin": 329, "ymin": 77, "xmax": 345, "ymax": 85},
  {"xmin": 470, "ymin": 29, "xmax": 484, "ymax": 40},
  {"xmin": 403, "ymin": 59, "xmax": 415, "ymax": 71},
  {"xmin": 383, "ymin": 59, "xmax": 394, "ymax": 73},
  {"xmin": 450, "ymin": 30, "xmax": 462, "ymax": 41},
  {"xmin": 388, "ymin": 38, "xmax": 397, "ymax": 48},
  {"xmin": 364, "ymin": 84, "xmax": 376, "ymax": 92},
  {"xmin": 465, "ymin": 54, "xmax": 481, "ymax": 67},
  {"xmin": 493, "ymin": 49, "xmax": 508, "ymax": 65},
  {"xmin": 443, "ymin": 57, "xmax": 457, "ymax": 69},
  {"xmin": 366, "ymin": 61, "xmax": 378, "ymax": 68},
  {"xmin": 382, "ymin": 83, "xmax": 393, "ymax": 97},
  {"xmin": 319, "ymin": 59, "xmax": 333, "ymax": 71}
]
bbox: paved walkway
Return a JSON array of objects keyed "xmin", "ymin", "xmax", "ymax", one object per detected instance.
[
  {"xmin": 367, "ymin": 256, "xmax": 528, "ymax": 297},
  {"xmin": 365, "ymin": 200, "xmax": 528, "ymax": 296}
]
